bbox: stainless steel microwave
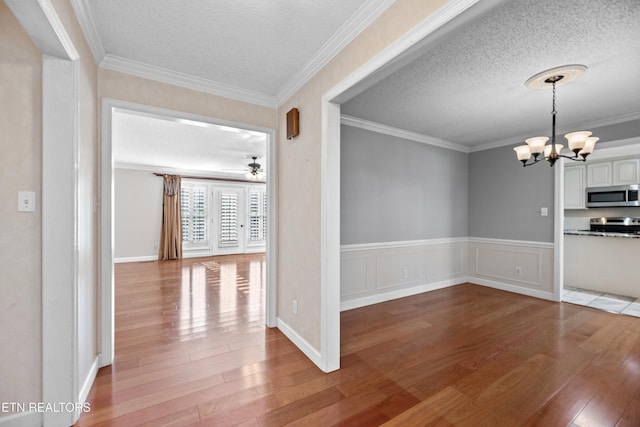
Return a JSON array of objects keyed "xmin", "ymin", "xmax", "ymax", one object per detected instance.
[{"xmin": 586, "ymin": 184, "xmax": 640, "ymax": 207}]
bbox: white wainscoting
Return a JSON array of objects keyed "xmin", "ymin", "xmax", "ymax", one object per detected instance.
[
  {"xmin": 340, "ymin": 238, "xmax": 468, "ymax": 311},
  {"xmin": 467, "ymin": 238, "xmax": 555, "ymax": 301},
  {"xmin": 340, "ymin": 237, "xmax": 556, "ymax": 311}
]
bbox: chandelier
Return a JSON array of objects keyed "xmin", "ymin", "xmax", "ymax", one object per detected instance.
[{"xmin": 513, "ymin": 65, "xmax": 598, "ymax": 167}]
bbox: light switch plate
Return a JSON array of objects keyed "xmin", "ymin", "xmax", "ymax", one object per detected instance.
[
  {"xmin": 540, "ymin": 207, "xmax": 548, "ymax": 217},
  {"xmin": 18, "ymin": 191, "xmax": 36, "ymax": 212}
]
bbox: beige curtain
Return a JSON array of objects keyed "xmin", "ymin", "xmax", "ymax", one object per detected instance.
[{"xmin": 158, "ymin": 174, "xmax": 182, "ymax": 260}]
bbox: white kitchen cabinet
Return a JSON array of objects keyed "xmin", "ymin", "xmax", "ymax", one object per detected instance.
[
  {"xmin": 587, "ymin": 162, "xmax": 612, "ymax": 187},
  {"xmin": 613, "ymin": 158, "xmax": 640, "ymax": 185},
  {"xmin": 564, "ymin": 165, "xmax": 586, "ymax": 209},
  {"xmin": 586, "ymin": 158, "xmax": 640, "ymax": 187}
]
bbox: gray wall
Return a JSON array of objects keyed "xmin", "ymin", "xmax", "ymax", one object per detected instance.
[
  {"xmin": 468, "ymin": 145, "xmax": 555, "ymax": 242},
  {"xmin": 341, "ymin": 125, "xmax": 468, "ymax": 244}
]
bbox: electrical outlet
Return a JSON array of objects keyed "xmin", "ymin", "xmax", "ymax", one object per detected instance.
[
  {"xmin": 515, "ymin": 266, "xmax": 522, "ymax": 276},
  {"xmin": 292, "ymin": 299, "xmax": 298, "ymax": 315},
  {"xmin": 403, "ymin": 269, "xmax": 408, "ymax": 278}
]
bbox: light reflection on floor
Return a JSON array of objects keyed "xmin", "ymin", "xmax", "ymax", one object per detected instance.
[{"xmin": 176, "ymin": 254, "xmax": 266, "ymax": 336}]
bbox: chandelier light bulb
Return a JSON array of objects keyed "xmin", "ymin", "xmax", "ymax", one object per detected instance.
[
  {"xmin": 513, "ymin": 145, "xmax": 532, "ymax": 161},
  {"xmin": 525, "ymin": 136, "xmax": 549, "ymax": 154},
  {"xmin": 579, "ymin": 136, "xmax": 599, "ymax": 157},
  {"xmin": 565, "ymin": 131, "xmax": 592, "ymax": 153}
]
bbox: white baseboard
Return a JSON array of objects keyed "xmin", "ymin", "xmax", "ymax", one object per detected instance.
[
  {"xmin": 78, "ymin": 355, "xmax": 100, "ymax": 408},
  {"xmin": 114, "ymin": 255, "xmax": 157, "ymax": 263},
  {"xmin": 341, "ymin": 278, "xmax": 465, "ymax": 311},
  {"xmin": 469, "ymin": 276, "xmax": 555, "ymax": 301},
  {"xmin": 276, "ymin": 317, "xmax": 323, "ymax": 371},
  {"xmin": 0, "ymin": 411, "xmax": 41, "ymax": 427}
]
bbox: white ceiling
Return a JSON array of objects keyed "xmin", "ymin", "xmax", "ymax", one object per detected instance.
[
  {"xmin": 78, "ymin": 0, "xmax": 640, "ymax": 172},
  {"xmin": 112, "ymin": 110, "xmax": 268, "ymax": 178}
]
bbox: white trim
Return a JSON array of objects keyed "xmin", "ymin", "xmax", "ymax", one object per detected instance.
[
  {"xmin": 341, "ymin": 278, "xmax": 466, "ymax": 311},
  {"xmin": 468, "ymin": 277, "xmax": 556, "ymax": 301},
  {"xmin": 114, "ymin": 256, "xmax": 158, "ymax": 264},
  {"xmin": 585, "ymin": 137, "xmax": 640, "ymax": 160},
  {"xmin": 0, "ymin": 412, "xmax": 41, "ymax": 427},
  {"xmin": 341, "ymin": 115, "xmax": 469, "ymax": 153},
  {"xmin": 5, "ymin": 0, "xmax": 78, "ymax": 60},
  {"xmin": 320, "ymin": 100, "xmax": 342, "ymax": 373},
  {"xmin": 276, "ymin": 0, "xmax": 395, "ymax": 104},
  {"xmin": 554, "ymin": 159, "xmax": 564, "ymax": 302},
  {"xmin": 114, "ymin": 162, "xmax": 252, "ymax": 181},
  {"xmin": 265, "ymin": 123, "xmax": 278, "ymax": 328},
  {"xmin": 341, "ymin": 237, "xmax": 468, "ymax": 252},
  {"xmin": 100, "ymin": 99, "xmax": 115, "ymax": 367},
  {"xmin": 78, "ymin": 355, "xmax": 100, "ymax": 406},
  {"xmin": 100, "ymin": 54, "xmax": 276, "ymax": 108},
  {"xmin": 41, "ymin": 55, "xmax": 80, "ymax": 427},
  {"xmin": 324, "ymin": 0, "xmax": 480, "ymax": 102},
  {"xmin": 70, "ymin": 0, "xmax": 104, "ymax": 63},
  {"xmin": 320, "ymin": 0, "xmax": 480, "ymax": 374},
  {"xmin": 276, "ymin": 318, "xmax": 323, "ymax": 368},
  {"xmin": 467, "ymin": 237, "xmax": 554, "ymax": 249}
]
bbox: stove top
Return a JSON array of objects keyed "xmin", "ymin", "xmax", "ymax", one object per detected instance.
[{"xmin": 590, "ymin": 217, "xmax": 640, "ymax": 234}]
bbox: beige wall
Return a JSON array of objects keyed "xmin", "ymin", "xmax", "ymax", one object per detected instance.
[
  {"xmin": 98, "ymin": 69, "xmax": 277, "ymax": 130},
  {"xmin": 0, "ymin": 0, "xmax": 100, "ymax": 418},
  {"xmin": 276, "ymin": 0, "xmax": 448, "ymax": 350},
  {"xmin": 0, "ymin": 0, "xmax": 43, "ymax": 407}
]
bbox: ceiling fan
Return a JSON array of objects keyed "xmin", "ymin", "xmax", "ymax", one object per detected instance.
[{"xmin": 244, "ymin": 156, "xmax": 265, "ymax": 181}]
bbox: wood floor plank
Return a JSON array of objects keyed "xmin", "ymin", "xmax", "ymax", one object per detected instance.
[{"xmin": 75, "ymin": 256, "xmax": 640, "ymax": 426}]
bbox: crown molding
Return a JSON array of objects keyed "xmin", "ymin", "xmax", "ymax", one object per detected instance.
[
  {"xmin": 72, "ymin": 0, "xmax": 392, "ymax": 109},
  {"xmin": 6, "ymin": 0, "xmax": 78, "ymax": 60},
  {"xmin": 275, "ymin": 0, "xmax": 395, "ymax": 105},
  {"xmin": 100, "ymin": 54, "xmax": 277, "ymax": 108},
  {"xmin": 470, "ymin": 111, "xmax": 640, "ymax": 153},
  {"xmin": 70, "ymin": 0, "xmax": 105, "ymax": 64},
  {"xmin": 341, "ymin": 115, "xmax": 469, "ymax": 153}
]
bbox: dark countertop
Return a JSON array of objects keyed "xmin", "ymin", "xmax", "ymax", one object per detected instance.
[{"xmin": 564, "ymin": 230, "xmax": 640, "ymax": 239}]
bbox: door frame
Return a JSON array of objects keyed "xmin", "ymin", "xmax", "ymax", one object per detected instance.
[{"xmin": 100, "ymin": 98, "xmax": 277, "ymax": 366}]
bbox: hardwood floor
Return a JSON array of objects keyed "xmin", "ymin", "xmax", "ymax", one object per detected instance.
[{"xmin": 76, "ymin": 255, "xmax": 640, "ymax": 426}]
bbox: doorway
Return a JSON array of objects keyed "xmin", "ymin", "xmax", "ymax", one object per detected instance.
[{"xmin": 100, "ymin": 99, "xmax": 277, "ymax": 366}]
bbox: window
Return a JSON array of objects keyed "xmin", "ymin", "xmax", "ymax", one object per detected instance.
[
  {"xmin": 219, "ymin": 191, "xmax": 239, "ymax": 246},
  {"xmin": 248, "ymin": 188, "xmax": 267, "ymax": 243},
  {"xmin": 179, "ymin": 181, "xmax": 267, "ymax": 254},
  {"xmin": 181, "ymin": 183, "xmax": 208, "ymax": 247}
]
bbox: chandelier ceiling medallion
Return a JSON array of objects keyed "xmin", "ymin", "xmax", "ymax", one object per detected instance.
[{"xmin": 513, "ymin": 64, "xmax": 598, "ymax": 167}]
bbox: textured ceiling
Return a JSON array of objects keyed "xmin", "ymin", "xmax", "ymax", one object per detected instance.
[
  {"xmin": 83, "ymin": 0, "xmax": 640, "ymax": 169},
  {"xmin": 84, "ymin": 0, "xmax": 380, "ymax": 172},
  {"xmin": 342, "ymin": 0, "xmax": 640, "ymax": 148},
  {"xmin": 87, "ymin": 0, "xmax": 370, "ymax": 97}
]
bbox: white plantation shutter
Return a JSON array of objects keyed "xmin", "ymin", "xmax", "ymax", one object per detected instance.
[
  {"xmin": 181, "ymin": 184, "xmax": 208, "ymax": 247},
  {"xmin": 219, "ymin": 191, "xmax": 239, "ymax": 246},
  {"xmin": 248, "ymin": 189, "xmax": 267, "ymax": 242}
]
